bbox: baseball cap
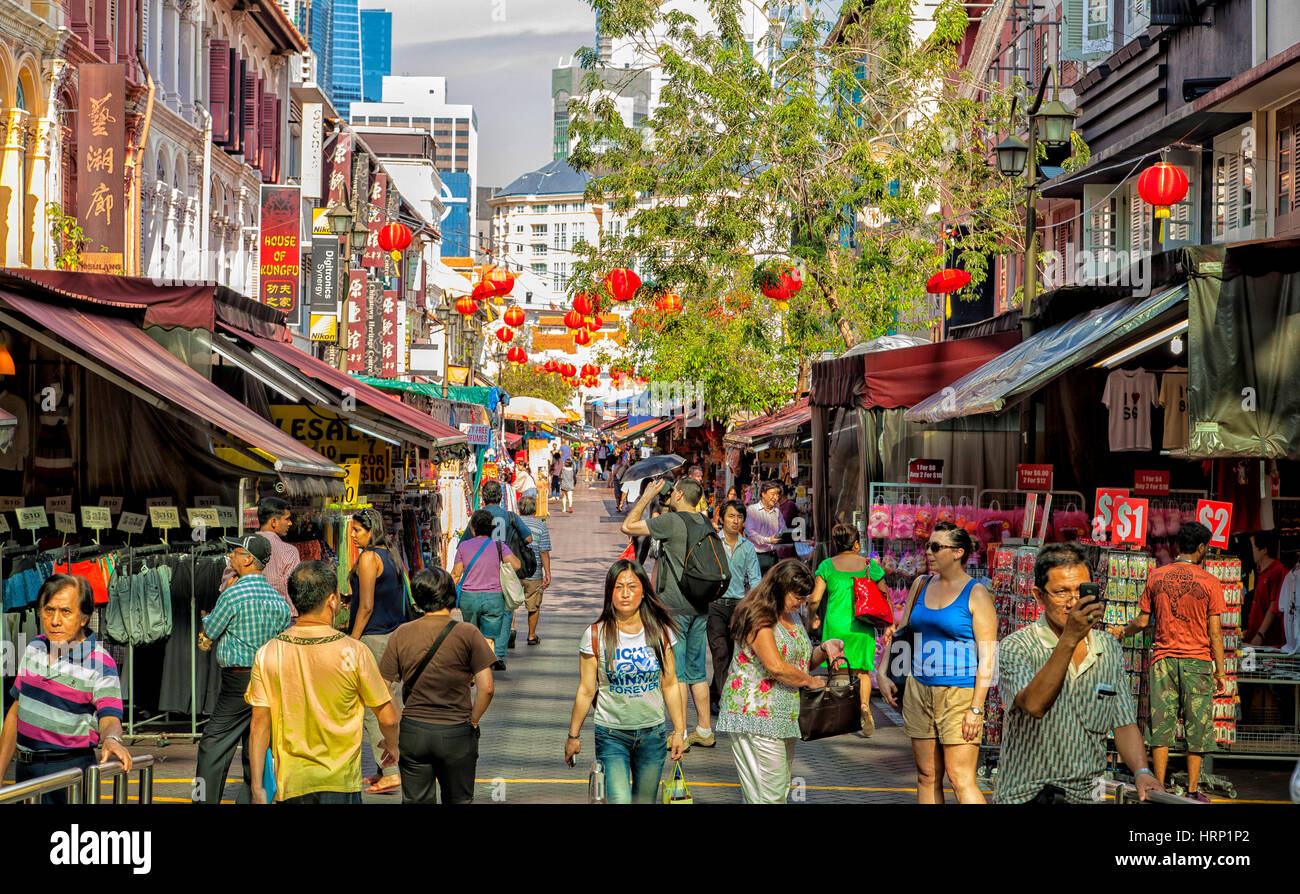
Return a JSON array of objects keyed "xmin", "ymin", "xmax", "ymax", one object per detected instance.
[{"xmin": 222, "ymin": 534, "xmax": 273, "ymax": 566}]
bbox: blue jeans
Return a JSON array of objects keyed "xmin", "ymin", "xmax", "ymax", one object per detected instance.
[
  {"xmin": 594, "ymin": 723, "xmax": 666, "ymax": 804},
  {"xmin": 460, "ymin": 590, "xmax": 507, "ymax": 661},
  {"xmin": 672, "ymin": 614, "xmax": 708, "ymax": 684}
]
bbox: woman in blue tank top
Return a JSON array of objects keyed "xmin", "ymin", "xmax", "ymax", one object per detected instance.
[{"xmin": 878, "ymin": 522, "xmax": 996, "ymax": 804}]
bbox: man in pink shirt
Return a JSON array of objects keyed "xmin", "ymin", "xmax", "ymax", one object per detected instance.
[{"xmin": 221, "ymin": 497, "xmax": 301, "ymax": 616}]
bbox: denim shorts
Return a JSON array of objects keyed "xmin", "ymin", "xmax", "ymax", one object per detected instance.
[{"xmin": 672, "ymin": 614, "xmax": 709, "ymax": 685}]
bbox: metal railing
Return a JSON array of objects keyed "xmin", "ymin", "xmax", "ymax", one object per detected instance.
[
  {"xmin": 84, "ymin": 756, "xmax": 155, "ymax": 805},
  {"xmin": 0, "ymin": 767, "xmax": 84, "ymax": 805},
  {"xmin": 1104, "ymin": 779, "xmax": 1206, "ymax": 805}
]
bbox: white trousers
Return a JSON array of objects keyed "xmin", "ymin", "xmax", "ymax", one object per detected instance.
[{"xmin": 729, "ymin": 733, "xmax": 796, "ymax": 803}]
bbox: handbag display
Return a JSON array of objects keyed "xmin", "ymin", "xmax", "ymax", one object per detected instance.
[
  {"xmin": 852, "ymin": 576, "xmax": 894, "ymax": 628},
  {"xmin": 867, "ymin": 497, "xmax": 892, "ymax": 540},
  {"xmin": 891, "ymin": 494, "xmax": 916, "ymax": 540},
  {"xmin": 799, "ymin": 658, "xmax": 861, "ymax": 741},
  {"xmin": 498, "ymin": 542, "xmax": 528, "ymax": 612},
  {"xmin": 913, "ymin": 497, "xmax": 935, "ymax": 540}
]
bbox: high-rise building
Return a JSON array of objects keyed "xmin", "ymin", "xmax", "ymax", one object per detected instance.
[
  {"xmin": 551, "ymin": 64, "xmax": 651, "ymax": 160},
  {"xmin": 349, "ymin": 77, "xmax": 478, "ymax": 256},
  {"xmin": 305, "ymin": 0, "xmax": 363, "ymax": 117},
  {"xmin": 360, "ymin": 9, "xmax": 392, "ymax": 103}
]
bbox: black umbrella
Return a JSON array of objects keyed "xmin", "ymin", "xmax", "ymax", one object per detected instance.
[{"xmin": 624, "ymin": 454, "xmax": 685, "ymax": 480}]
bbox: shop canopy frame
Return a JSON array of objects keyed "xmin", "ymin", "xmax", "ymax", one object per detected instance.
[
  {"xmin": 724, "ymin": 397, "xmax": 812, "ymax": 449},
  {"xmin": 905, "ymin": 284, "xmax": 1189, "ymax": 424},
  {"xmin": 612, "ymin": 417, "xmax": 665, "ymax": 444}
]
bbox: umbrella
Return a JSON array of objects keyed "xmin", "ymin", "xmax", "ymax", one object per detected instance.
[
  {"xmin": 624, "ymin": 454, "xmax": 685, "ymax": 480},
  {"xmin": 504, "ymin": 396, "xmax": 567, "ymax": 423}
]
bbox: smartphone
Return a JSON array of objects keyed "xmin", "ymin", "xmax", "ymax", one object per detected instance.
[{"xmin": 1079, "ymin": 581, "xmax": 1103, "ymax": 608}]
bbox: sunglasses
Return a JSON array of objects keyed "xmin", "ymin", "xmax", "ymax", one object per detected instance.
[{"xmin": 925, "ymin": 542, "xmax": 956, "ymax": 553}]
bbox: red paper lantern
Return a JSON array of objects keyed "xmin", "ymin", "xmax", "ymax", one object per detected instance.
[
  {"xmin": 586, "ymin": 314, "xmax": 603, "ymax": 332},
  {"xmin": 925, "ymin": 268, "xmax": 971, "ymax": 294},
  {"xmin": 656, "ymin": 293, "xmax": 683, "ymax": 314},
  {"xmin": 564, "ymin": 310, "xmax": 586, "ymax": 330},
  {"xmin": 472, "ymin": 281, "xmax": 495, "ymax": 302},
  {"xmin": 485, "ymin": 267, "xmax": 515, "ymax": 296},
  {"xmin": 604, "ymin": 268, "xmax": 641, "ymax": 303},
  {"xmin": 503, "ymin": 306, "xmax": 525, "ymax": 327},
  {"xmin": 1136, "ymin": 162, "xmax": 1189, "ymax": 218},
  {"xmin": 572, "ymin": 292, "xmax": 596, "ymax": 316},
  {"xmin": 455, "ymin": 297, "xmax": 478, "ymax": 316},
  {"xmin": 544, "ymin": 359, "xmax": 559, "ymax": 373},
  {"xmin": 509, "ymin": 347, "xmax": 528, "ymax": 363},
  {"xmin": 559, "ymin": 362, "xmax": 577, "ymax": 378},
  {"xmin": 780, "ymin": 267, "xmax": 802, "ymax": 295},
  {"xmin": 580, "ymin": 363, "xmax": 597, "ymax": 377},
  {"xmin": 376, "ymin": 221, "xmax": 412, "ymax": 254},
  {"xmin": 583, "ymin": 376, "xmax": 599, "ymax": 388},
  {"xmin": 760, "ymin": 281, "xmax": 788, "ymax": 302},
  {"xmin": 495, "ymin": 326, "xmax": 514, "ymax": 343},
  {"xmin": 573, "ymin": 329, "xmax": 593, "ymax": 347}
]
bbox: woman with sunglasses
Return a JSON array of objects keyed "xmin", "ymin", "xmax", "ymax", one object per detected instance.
[
  {"xmin": 878, "ymin": 521, "xmax": 996, "ymax": 803},
  {"xmin": 717, "ymin": 560, "xmax": 844, "ymax": 803}
]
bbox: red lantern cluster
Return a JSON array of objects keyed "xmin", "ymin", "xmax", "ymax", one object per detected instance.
[
  {"xmin": 655, "ymin": 293, "xmax": 683, "ymax": 314},
  {"xmin": 586, "ymin": 314, "xmax": 603, "ymax": 332},
  {"xmin": 1136, "ymin": 162, "xmax": 1189, "ymax": 218},
  {"xmin": 507, "ymin": 346, "xmax": 527, "ymax": 363},
  {"xmin": 582, "ymin": 376, "xmax": 600, "ymax": 388},
  {"xmin": 573, "ymin": 292, "xmax": 596, "ymax": 315},
  {"xmin": 564, "ymin": 310, "xmax": 586, "ymax": 330},
  {"xmin": 925, "ymin": 268, "xmax": 971, "ymax": 294},
  {"xmin": 376, "ymin": 222, "xmax": 412, "ymax": 254},
  {"xmin": 604, "ymin": 268, "xmax": 641, "ymax": 303},
  {"xmin": 559, "ymin": 362, "xmax": 577, "ymax": 378},
  {"xmin": 484, "ymin": 267, "xmax": 515, "ymax": 297},
  {"xmin": 544, "ymin": 359, "xmax": 559, "ymax": 373},
  {"xmin": 580, "ymin": 363, "xmax": 600, "ymax": 377}
]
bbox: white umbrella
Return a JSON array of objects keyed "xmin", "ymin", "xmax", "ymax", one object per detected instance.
[{"xmin": 504, "ymin": 395, "xmax": 567, "ymax": 423}]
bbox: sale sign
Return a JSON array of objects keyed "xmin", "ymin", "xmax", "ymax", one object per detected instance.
[
  {"xmin": 1093, "ymin": 488, "xmax": 1130, "ymax": 538},
  {"xmin": 1196, "ymin": 500, "xmax": 1233, "ymax": 549},
  {"xmin": 258, "ymin": 184, "xmax": 302, "ymax": 313},
  {"xmin": 1112, "ymin": 497, "xmax": 1149, "ymax": 546},
  {"xmin": 1016, "ymin": 463, "xmax": 1054, "ymax": 491},
  {"xmin": 1133, "ymin": 469, "xmax": 1171, "ymax": 496},
  {"xmin": 907, "ymin": 459, "xmax": 944, "ymax": 485}
]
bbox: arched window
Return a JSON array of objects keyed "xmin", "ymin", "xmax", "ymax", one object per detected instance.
[{"xmin": 15, "ymin": 80, "xmax": 25, "ymax": 111}]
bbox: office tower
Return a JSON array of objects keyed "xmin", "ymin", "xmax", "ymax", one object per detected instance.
[{"xmin": 360, "ymin": 8, "xmax": 392, "ymax": 103}]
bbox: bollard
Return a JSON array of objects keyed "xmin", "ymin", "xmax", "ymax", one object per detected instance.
[{"xmin": 84, "ymin": 755, "xmax": 155, "ymax": 805}]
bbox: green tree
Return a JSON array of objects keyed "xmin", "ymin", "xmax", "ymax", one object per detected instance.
[
  {"xmin": 497, "ymin": 362, "xmax": 578, "ymax": 409},
  {"xmin": 568, "ymin": 0, "xmax": 1030, "ymax": 418}
]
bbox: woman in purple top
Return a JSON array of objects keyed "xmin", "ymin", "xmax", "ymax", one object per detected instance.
[{"xmin": 453, "ymin": 510, "xmax": 522, "ymax": 671}]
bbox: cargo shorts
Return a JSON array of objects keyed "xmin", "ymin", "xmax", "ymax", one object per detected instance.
[{"xmin": 1148, "ymin": 656, "xmax": 1216, "ymax": 753}]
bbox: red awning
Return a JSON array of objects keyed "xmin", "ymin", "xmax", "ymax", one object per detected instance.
[
  {"xmin": 648, "ymin": 418, "xmax": 678, "ymax": 436},
  {"xmin": 505, "ymin": 432, "xmax": 522, "ymax": 448},
  {"xmin": 858, "ymin": 332, "xmax": 1022, "ymax": 410},
  {"xmin": 0, "ymin": 291, "xmax": 341, "ymax": 478},
  {"xmin": 725, "ymin": 397, "xmax": 812, "ymax": 447},
  {"xmin": 221, "ymin": 325, "xmax": 467, "ymax": 447}
]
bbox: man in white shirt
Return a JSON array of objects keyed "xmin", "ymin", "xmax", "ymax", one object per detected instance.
[
  {"xmin": 745, "ymin": 481, "xmax": 785, "ymax": 577},
  {"xmin": 1280, "ymin": 564, "xmax": 1300, "ymax": 653}
]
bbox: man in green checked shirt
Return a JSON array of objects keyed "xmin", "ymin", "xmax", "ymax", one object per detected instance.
[{"xmin": 193, "ymin": 534, "xmax": 291, "ymax": 804}]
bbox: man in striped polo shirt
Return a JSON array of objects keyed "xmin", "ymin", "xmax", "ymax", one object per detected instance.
[
  {"xmin": 0, "ymin": 574, "xmax": 132, "ymax": 804},
  {"xmin": 193, "ymin": 534, "xmax": 291, "ymax": 804}
]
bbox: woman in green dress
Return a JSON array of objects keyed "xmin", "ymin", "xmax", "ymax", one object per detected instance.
[{"xmin": 810, "ymin": 523, "xmax": 888, "ymax": 735}]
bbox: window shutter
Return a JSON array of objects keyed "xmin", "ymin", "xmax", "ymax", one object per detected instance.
[
  {"xmin": 1061, "ymin": 0, "xmax": 1085, "ymax": 61},
  {"xmin": 229, "ymin": 54, "xmax": 244, "ymax": 154},
  {"xmin": 1128, "ymin": 182, "xmax": 1151, "ymax": 259},
  {"xmin": 1083, "ymin": 183, "xmax": 1119, "ymax": 281},
  {"xmin": 1082, "ymin": 0, "xmax": 1113, "ymax": 58},
  {"xmin": 244, "ymin": 73, "xmax": 260, "ymax": 167},
  {"xmin": 273, "ymin": 97, "xmax": 283, "ymax": 183},
  {"xmin": 260, "ymin": 92, "xmax": 277, "ymax": 182},
  {"xmin": 210, "ymin": 40, "xmax": 230, "ymax": 144},
  {"xmin": 1163, "ymin": 164, "xmax": 1198, "ymax": 248},
  {"xmin": 1276, "ymin": 105, "xmax": 1300, "ymax": 237}
]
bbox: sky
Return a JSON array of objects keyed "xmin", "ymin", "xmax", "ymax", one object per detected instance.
[{"xmin": 361, "ymin": 0, "xmax": 597, "ymax": 188}]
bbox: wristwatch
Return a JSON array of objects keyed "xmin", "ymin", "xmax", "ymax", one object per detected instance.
[{"xmin": 968, "ymin": 706, "xmax": 983, "ymax": 716}]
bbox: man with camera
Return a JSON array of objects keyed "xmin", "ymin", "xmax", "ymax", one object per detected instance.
[{"xmin": 994, "ymin": 543, "xmax": 1163, "ymax": 804}]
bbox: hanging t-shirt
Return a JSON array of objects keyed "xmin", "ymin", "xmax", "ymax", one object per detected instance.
[
  {"xmin": 581, "ymin": 623, "xmax": 678, "ymax": 730},
  {"xmin": 1102, "ymin": 368, "xmax": 1158, "ymax": 452},
  {"xmin": 1158, "ymin": 371, "xmax": 1189, "ymax": 450}
]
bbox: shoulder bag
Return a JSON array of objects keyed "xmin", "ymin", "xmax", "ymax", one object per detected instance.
[
  {"xmin": 456, "ymin": 538, "xmax": 493, "ymax": 608},
  {"xmin": 402, "ymin": 620, "xmax": 458, "ymax": 703},
  {"xmin": 798, "ymin": 657, "xmax": 861, "ymax": 741},
  {"xmin": 498, "ymin": 541, "xmax": 528, "ymax": 612},
  {"xmin": 885, "ymin": 575, "xmax": 929, "ymax": 702}
]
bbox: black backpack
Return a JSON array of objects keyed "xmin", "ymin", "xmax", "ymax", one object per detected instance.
[
  {"xmin": 676, "ymin": 512, "xmax": 732, "ymax": 612},
  {"xmin": 503, "ymin": 512, "xmax": 538, "ymax": 580}
]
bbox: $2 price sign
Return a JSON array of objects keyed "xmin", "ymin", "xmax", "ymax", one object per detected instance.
[
  {"xmin": 1196, "ymin": 500, "xmax": 1233, "ymax": 549},
  {"xmin": 1111, "ymin": 497, "xmax": 1149, "ymax": 546}
]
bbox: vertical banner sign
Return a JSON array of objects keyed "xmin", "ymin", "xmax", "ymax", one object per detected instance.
[
  {"xmin": 310, "ymin": 239, "xmax": 340, "ymax": 309},
  {"xmin": 1195, "ymin": 500, "xmax": 1234, "ymax": 549},
  {"xmin": 258, "ymin": 185, "xmax": 301, "ymax": 312},
  {"xmin": 381, "ymin": 290, "xmax": 399, "ymax": 378},
  {"xmin": 346, "ymin": 270, "xmax": 367, "ymax": 373},
  {"xmin": 361, "ymin": 174, "xmax": 387, "ymax": 268},
  {"xmin": 365, "ymin": 280, "xmax": 383, "ymax": 376},
  {"xmin": 397, "ymin": 299, "xmax": 408, "ymax": 375},
  {"xmin": 76, "ymin": 64, "xmax": 126, "ymax": 273},
  {"xmin": 301, "ymin": 102, "xmax": 323, "ymax": 201},
  {"xmin": 327, "ymin": 131, "xmax": 353, "ymax": 206}
]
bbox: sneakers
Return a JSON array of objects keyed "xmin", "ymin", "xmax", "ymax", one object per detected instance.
[
  {"xmin": 685, "ymin": 730, "xmax": 716, "ymax": 750},
  {"xmin": 1189, "ymin": 790, "xmax": 1212, "ymax": 804}
]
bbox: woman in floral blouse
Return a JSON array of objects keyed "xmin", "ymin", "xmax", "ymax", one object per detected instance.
[{"xmin": 717, "ymin": 560, "xmax": 844, "ymax": 803}]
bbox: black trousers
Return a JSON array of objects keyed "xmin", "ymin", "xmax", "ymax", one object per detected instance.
[
  {"xmin": 15, "ymin": 749, "xmax": 95, "ymax": 804},
  {"xmin": 193, "ymin": 667, "xmax": 253, "ymax": 804},
  {"xmin": 398, "ymin": 719, "xmax": 479, "ymax": 804},
  {"xmin": 707, "ymin": 598, "xmax": 741, "ymax": 708},
  {"xmin": 280, "ymin": 790, "xmax": 363, "ymax": 805},
  {"xmin": 756, "ymin": 551, "xmax": 778, "ymax": 576}
]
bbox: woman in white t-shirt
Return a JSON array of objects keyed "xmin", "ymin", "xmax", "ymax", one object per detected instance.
[{"xmin": 565, "ymin": 559, "xmax": 688, "ymax": 803}]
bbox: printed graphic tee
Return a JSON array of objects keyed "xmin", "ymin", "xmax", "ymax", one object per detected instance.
[
  {"xmin": 581, "ymin": 623, "xmax": 678, "ymax": 730},
  {"xmin": 1158, "ymin": 371, "xmax": 1189, "ymax": 450},
  {"xmin": 1139, "ymin": 561, "xmax": 1227, "ymax": 662},
  {"xmin": 1102, "ymin": 368, "xmax": 1158, "ymax": 451}
]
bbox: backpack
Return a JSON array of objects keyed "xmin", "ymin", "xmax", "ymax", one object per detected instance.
[
  {"xmin": 503, "ymin": 511, "xmax": 538, "ymax": 580},
  {"xmin": 675, "ymin": 512, "xmax": 733, "ymax": 612}
]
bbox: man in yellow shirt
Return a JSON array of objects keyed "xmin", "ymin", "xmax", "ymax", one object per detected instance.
[{"xmin": 248, "ymin": 561, "xmax": 399, "ymax": 804}]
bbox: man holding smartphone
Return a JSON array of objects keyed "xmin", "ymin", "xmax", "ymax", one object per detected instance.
[
  {"xmin": 994, "ymin": 543, "xmax": 1163, "ymax": 803},
  {"xmin": 1109, "ymin": 522, "xmax": 1227, "ymax": 803}
]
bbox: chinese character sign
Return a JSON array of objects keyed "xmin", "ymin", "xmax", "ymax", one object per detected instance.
[
  {"xmin": 346, "ymin": 270, "xmax": 367, "ymax": 374},
  {"xmin": 365, "ymin": 280, "xmax": 383, "ymax": 376},
  {"xmin": 361, "ymin": 174, "xmax": 387, "ymax": 269},
  {"xmin": 76, "ymin": 64, "xmax": 126, "ymax": 271},
  {"xmin": 381, "ymin": 290, "xmax": 399, "ymax": 378},
  {"xmin": 259, "ymin": 185, "xmax": 302, "ymax": 312},
  {"xmin": 327, "ymin": 131, "xmax": 353, "ymax": 206}
]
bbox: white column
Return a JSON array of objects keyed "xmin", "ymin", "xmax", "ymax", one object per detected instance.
[
  {"xmin": 166, "ymin": 188, "xmax": 184, "ymax": 280},
  {"xmin": 1, "ymin": 109, "xmax": 30, "ymax": 266},
  {"xmin": 163, "ymin": 0, "xmax": 182, "ymax": 111},
  {"xmin": 179, "ymin": 20, "xmax": 194, "ymax": 118},
  {"xmin": 29, "ymin": 117, "xmax": 54, "ymax": 269}
]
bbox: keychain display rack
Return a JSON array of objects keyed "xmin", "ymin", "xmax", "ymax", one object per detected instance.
[{"xmin": 982, "ymin": 539, "xmax": 1043, "ymax": 751}]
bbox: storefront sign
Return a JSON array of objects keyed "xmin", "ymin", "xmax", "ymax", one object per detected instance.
[
  {"xmin": 16, "ymin": 507, "xmax": 47, "ymax": 530},
  {"xmin": 1016, "ymin": 464, "xmax": 1054, "ymax": 491},
  {"xmin": 45, "ymin": 494, "xmax": 72, "ymax": 514},
  {"xmin": 311, "ymin": 239, "xmax": 340, "ymax": 310},
  {"xmin": 118, "ymin": 512, "xmax": 147, "ymax": 535},
  {"xmin": 98, "ymin": 496, "xmax": 123, "ymax": 515},
  {"xmin": 149, "ymin": 506, "xmax": 181, "ymax": 530},
  {"xmin": 54, "ymin": 512, "xmax": 77, "ymax": 535},
  {"xmin": 77, "ymin": 64, "xmax": 126, "ymax": 272},
  {"xmin": 1093, "ymin": 488, "xmax": 1130, "ymax": 537},
  {"xmin": 907, "ymin": 459, "xmax": 944, "ymax": 485},
  {"xmin": 358, "ymin": 448, "xmax": 391, "ymax": 486},
  {"xmin": 1111, "ymin": 497, "xmax": 1148, "ymax": 546},
  {"xmin": 361, "ymin": 174, "xmax": 387, "ymax": 269},
  {"xmin": 341, "ymin": 462, "xmax": 361, "ymax": 506},
  {"xmin": 1195, "ymin": 499, "xmax": 1233, "ymax": 549},
  {"xmin": 1133, "ymin": 469, "xmax": 1171, "ymax": 496},
  {"xmin": 301, "ymin": 102, "xmax": 323, "ymax": 200},
  {"xmin": 326, "ymin": 131, "xmax": 353, "ymax": 206},
  {"xmin": 346, "ymin": 271, "xmax": 367, "ymax": 373},
  {"xmin": 310, "ymin": 312, "xmax": 338, "ymax": 343},
  {"xmin": 460, "ymin": 423, "xmax": 491, "ymax": 446},
  {"xmin": 381, "ymin": 290, "xmax": 399, "ymax": 378},
  {"xmin": 258, "ymin": 185, "xmax": 301, "ymax": 313},
  {"xmin": 270, "ymin": 405, "xmax": 389, "ymax": 468},
  {"xmin": 365, "ymin": 280, "xmax": 383, "ymax": 376},
  {"xmin": 81, "ymin": 506, "xmax": 112, "ymax": 530},
  {"xmin": 481, "ymin": 462, "xmax": 499, "ymax": 481}
]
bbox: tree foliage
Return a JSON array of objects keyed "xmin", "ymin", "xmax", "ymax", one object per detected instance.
[
  {"xmin": 567, "ymin": 0, "xmax": 1033, "ymax": 418},
  {"xmin": 497, "ymin": 362, "xmax": 578, "ymax": 408}
]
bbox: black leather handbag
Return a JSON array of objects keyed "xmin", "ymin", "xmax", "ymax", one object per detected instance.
[{"xmin": 798, "ymin": 658, "xmax": 861, "ymax": 741}]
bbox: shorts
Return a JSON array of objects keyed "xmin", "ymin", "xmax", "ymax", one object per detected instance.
[
  {"xmin": 672, "ymin": 614, "xmax": 708, "ymax": 684},
  {"xmin": 1148, "ymin": 656, "xmax": 1216, "ymax": 753},
  {"xmin": 522, "ymin": 578, "xmax": 545, "ymax": 613},
  {"xmin": 902, "ymin": 679, "xmax": 981, "ymax": 745}
]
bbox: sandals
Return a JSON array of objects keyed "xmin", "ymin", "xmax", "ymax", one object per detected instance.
[
  {"xmin": 860, "ymin": 706, "xmax": 875, "ymax": 738},
  {"xmin": 365, "ymin": 775, "xmax": 402, "ymax": 795}
]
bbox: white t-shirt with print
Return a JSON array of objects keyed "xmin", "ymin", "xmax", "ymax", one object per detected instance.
[
  {"xmin": 580, "ymin": 623, "xmax": 678, "ymax": 730},
  {"xmin": 1102, "ymin": 368, "xmax": 1158, "ymax": 452}
]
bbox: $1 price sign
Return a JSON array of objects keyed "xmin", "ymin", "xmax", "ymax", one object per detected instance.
[
  {"xmin": 1196, "ymin": 500, "xmax": 1233, "ymax": 549},
  {"xmin": 1111, "ymin": 497, "xmax": 1149, "ymax": 546},
  {"xmin": 1093, "ymin": 488, "xmax": 1130, "ymax": 538}
]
